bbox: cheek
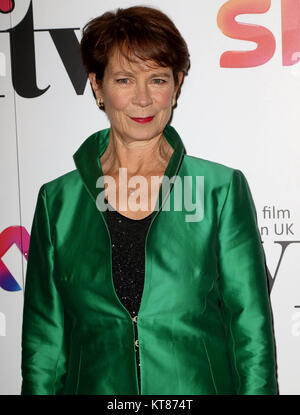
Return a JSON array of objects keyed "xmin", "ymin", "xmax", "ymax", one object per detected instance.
[
  {"xmin": 155, "ymin": 90, "xmax": 173, "ymax": 108},
  {"xmin": 106, "ymin": 90, "xmax": 129, "ymax": 111}
]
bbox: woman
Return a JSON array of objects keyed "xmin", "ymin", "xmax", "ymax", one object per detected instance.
[{"xmin": 21, "ymin": 6, "xmax": 278, "ymax": 395}]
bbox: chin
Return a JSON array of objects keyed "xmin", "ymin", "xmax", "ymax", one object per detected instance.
[{"xmin": 124, "ymin": 125, "xmax": 164, "ymax": 141}]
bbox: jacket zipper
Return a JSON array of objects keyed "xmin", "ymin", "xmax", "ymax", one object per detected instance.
[{"xmin": 100, "ymin": 210, "xmax": 142, "ymax": 394}]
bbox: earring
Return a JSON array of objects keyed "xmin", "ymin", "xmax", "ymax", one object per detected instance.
[
  {"xmin": 172, "ymin": 97, "xmax": 176, "ymax": 107},
  {"xmin": 96, "ymin": 98, "xmax": 104, "ymax": 109}
]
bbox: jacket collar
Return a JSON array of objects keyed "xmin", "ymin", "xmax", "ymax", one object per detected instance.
[{"xmin": 73, "ymin": 124, "xmax": 186, "ymax": 221}]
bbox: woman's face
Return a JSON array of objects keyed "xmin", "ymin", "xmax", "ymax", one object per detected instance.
[{"xmin": 89, "ymin": 48, "xmax": 183, "ymax": 143}]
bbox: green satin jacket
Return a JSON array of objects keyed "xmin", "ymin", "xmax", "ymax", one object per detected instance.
[{"xmin": 21, "ymin": 125, "xmax": 278, "ymax": 395}]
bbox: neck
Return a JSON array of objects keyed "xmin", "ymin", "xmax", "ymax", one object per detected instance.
[{"xmin": 100, "ymin": 127, "xmax": 174, "ymax": 176}]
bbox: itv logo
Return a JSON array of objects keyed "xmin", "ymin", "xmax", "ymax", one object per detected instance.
[
  {"xmin": 0, "ymin": 0, "xmax": 87, "ymax": 98},
  {"xmin": 0, "ymin": 0, "xmax": 14, "ymax": 14}
]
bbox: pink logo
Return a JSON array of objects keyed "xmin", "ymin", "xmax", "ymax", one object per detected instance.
[
  {"xmin": 0, "ymin": 226, "xmax": 30, "ymax": 291},
  {"xmin": 0, "ymin": 0, "xmax": 15, "ymax": 14}
]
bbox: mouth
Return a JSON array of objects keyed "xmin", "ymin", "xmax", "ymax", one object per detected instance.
[{"xmin": 129, "ymin": 116, "xmax": 155, "ymax": 124}]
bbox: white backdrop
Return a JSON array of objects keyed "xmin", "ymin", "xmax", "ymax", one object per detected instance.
[{"xmin": 0, "ymin": 0, "xmax": 299, "ymax": 395}]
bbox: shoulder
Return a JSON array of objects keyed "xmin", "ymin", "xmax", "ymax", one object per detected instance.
[
  {"xmin": 181, "ymin": 155, "xmax": 257, "ymax": 229},
  {"xmin": 42, "ymin": 169, "xmax": 81, "ymax": 195},
  {"xmin": 183, "ymin": 154, "xmax": 234, "ymax": 171},
  {"xmin": 181, "ymin": 154, "xmax": 242, "ymax": 184},
  {"xmin": 36, "ymin": 169, "xmax": 85, "ymax": 214},
  {"xmin": 181, "ymin": 155, "xmax": 251, "ymax": 207}
]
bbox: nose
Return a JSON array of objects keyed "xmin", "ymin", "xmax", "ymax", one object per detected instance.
[{"xmin": 132, "ymin": 82, "xmax": 153, "ymax": 107}]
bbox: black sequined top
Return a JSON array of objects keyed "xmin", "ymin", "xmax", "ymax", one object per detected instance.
[{"xmin": 105, "ymin": 199, "xmax": 153, "ymax": 393}]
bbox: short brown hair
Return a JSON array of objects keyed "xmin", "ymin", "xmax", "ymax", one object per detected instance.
[{"xmin": 80, "ymin": 6, "xmax": 190, "ymax": 98}]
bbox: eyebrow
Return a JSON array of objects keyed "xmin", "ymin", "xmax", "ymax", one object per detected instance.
[
  {"xmin": 112, "ymin": 71, "xmax": 171, "ymax": 78},
  {"xmin": 151, "ymin": 73, "xmax": 171, "ymax": 78}
]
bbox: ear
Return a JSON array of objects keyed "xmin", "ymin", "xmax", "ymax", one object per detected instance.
[
  {"xmin": 89, "ymin": 72, "xmax": 101, "ymax": 94},
  {"xmin": 175, "ymin": 72, "xmax": 184, "ymax": 91},
  {"xmin": 173, "ymin": 71, "xmax": 184, "ymax": 101}
]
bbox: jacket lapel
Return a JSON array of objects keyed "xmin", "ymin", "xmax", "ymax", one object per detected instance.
[{"xmin": 72, "ymin": 125, "xmax": 186, "ymax": 223}]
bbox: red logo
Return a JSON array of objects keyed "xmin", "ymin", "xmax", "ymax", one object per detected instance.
[{"xmin": 0, "ymin": 0, "xmax": 15, "ymax": 14}]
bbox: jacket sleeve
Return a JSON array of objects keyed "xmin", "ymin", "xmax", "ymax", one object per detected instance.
[
  {"xmin": 216, "ymin": 169, "xmax": 278, "ymax": 395},
  {"xmin": 21, "ymin": 185, "xmax": 68, "ymax": 395}
]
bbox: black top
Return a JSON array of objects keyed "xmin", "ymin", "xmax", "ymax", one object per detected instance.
[{"xmin": 105, "ymin": 198, "xmax": 153, "ymax": 392}]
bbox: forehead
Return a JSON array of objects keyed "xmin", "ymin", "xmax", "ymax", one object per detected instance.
[{"xmin": 106, "ymin": 47, "xmax": 171, "ymax": 75}]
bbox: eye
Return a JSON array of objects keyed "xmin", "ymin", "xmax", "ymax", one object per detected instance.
[
  {"xmin": 116, "ymin": 78, "xmax": 130, "ymax": 84},
  {"xmin": 153, "ymin": 79, "xmax": 166, "ymax": 85}
]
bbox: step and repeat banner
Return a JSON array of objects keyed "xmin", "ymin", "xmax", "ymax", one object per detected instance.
[{"xmin": 0, "ymin": 0, "xmax": 300, "ymax": 395}]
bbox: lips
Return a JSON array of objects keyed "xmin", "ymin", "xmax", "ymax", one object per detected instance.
[{"xmin": 129, "ymin": 116, "xmax": 154, "ymax": 124}]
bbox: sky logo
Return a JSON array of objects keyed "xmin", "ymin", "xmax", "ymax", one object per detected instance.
[{"xmin": 217, "ymin": 0, "xmax": 300, "ymax": 67}]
